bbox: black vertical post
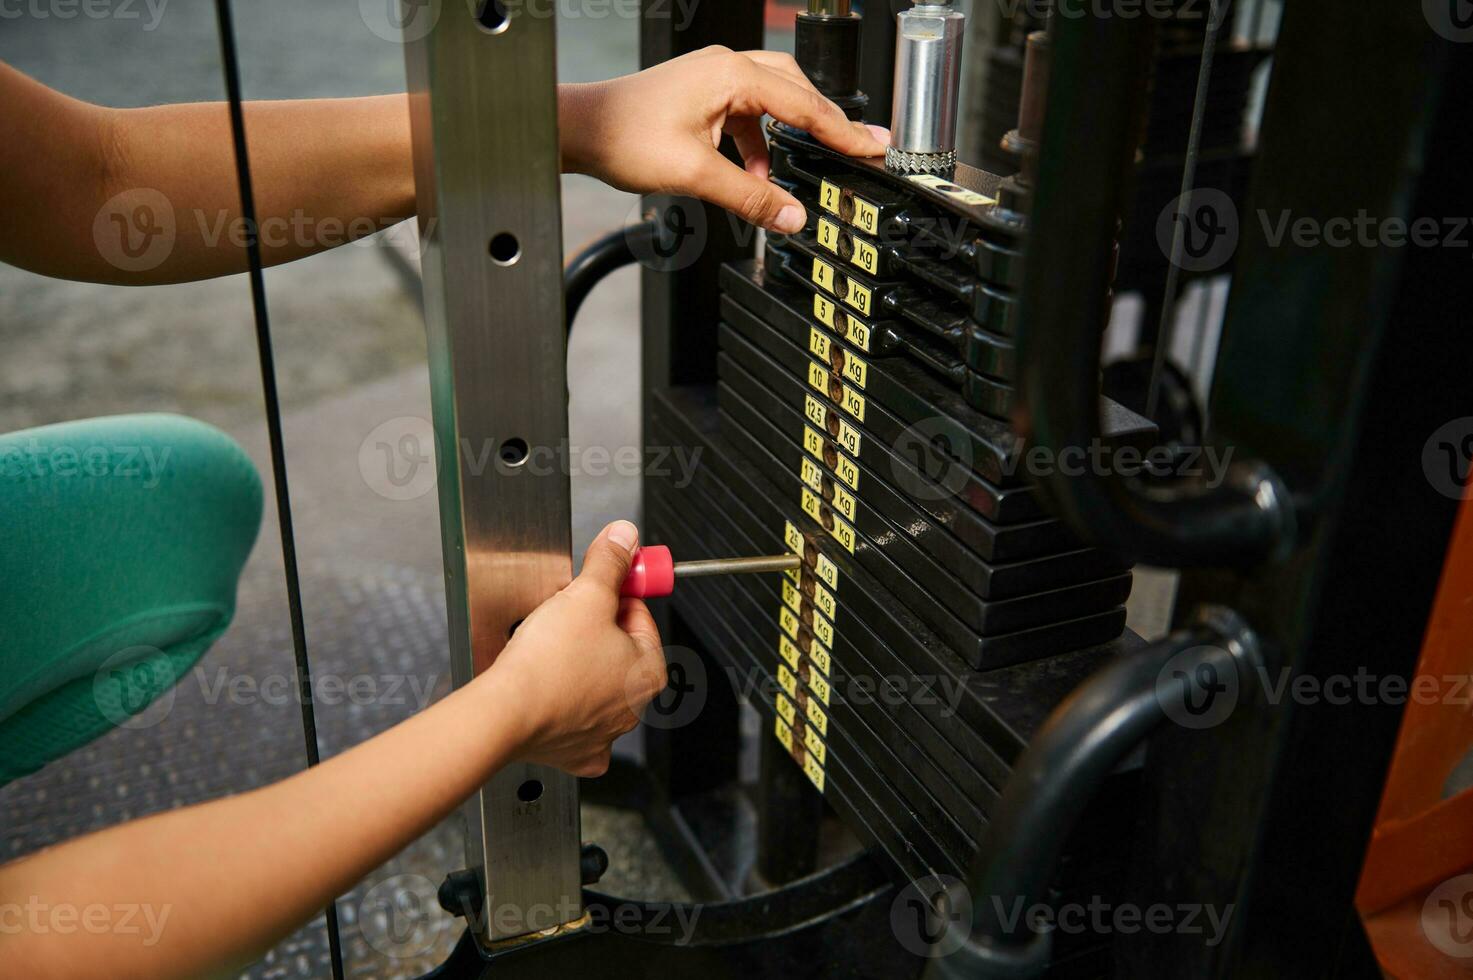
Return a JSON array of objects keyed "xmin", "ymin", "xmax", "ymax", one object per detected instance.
[
  {"xmin": 860, "ymin": 0, "xmax": 899, "ymax": 127},
  {"xmin": 756, "ymin": 733, "xmax": 825, "ymax": 884},
  {"xmin": 639, "ymin": 1, "xmax": 765, "ymax": 806}
]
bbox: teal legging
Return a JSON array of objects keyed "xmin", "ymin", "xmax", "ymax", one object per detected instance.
[{"xmin": 0, "ymin": 414, "xmax": 263, "ymax": 785}]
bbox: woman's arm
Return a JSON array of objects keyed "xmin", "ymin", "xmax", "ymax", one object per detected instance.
[
  {"xmin": 0, "ymin": 521, "xmax": 666, "ymax": 980},
  {"xmin": 0, "ymin": 49, "xmax": 883, "ymax": 286},
  {"xmin": 0, "ymin": 61, "xmax": 416, "ymax": 285}
]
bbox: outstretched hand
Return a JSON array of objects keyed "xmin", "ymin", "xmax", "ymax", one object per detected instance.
[{"xmin": 560, "ymin": 46, "xmax": 889, "ymax": 235}]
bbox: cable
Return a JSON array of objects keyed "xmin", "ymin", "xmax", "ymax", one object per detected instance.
[
  {"xmin": 564, "ymin": 219, "xmax": 659, "ymax": 333},
  {"xmin": 1147, "ymin": 0, "xmax": 1224, "ymax": 421},
  {"xmin": 211, "ymin": 3, "xmax": 346, "ymax": 977}
]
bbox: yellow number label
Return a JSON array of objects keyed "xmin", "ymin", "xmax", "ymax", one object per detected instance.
[
  {"xmin": 853, "ymin": 198, "xmax": 880, "ymax": 236},
  {"xmin": 803, "ymin": 425, "xmax": 825, "ymax": 459},
  {"xmin": 806, "ymin": 361, "xmax": 829, "ymax": 397},
  {"xmin": 800, "ymin": 487, "xmax": 823, "ymax": 525},
  {"xmin": 778, "ymin": 634, "xmax": 801, "ymax": 671},
  {"xmin": 782, "ymin": 578, "xmax": 802, "ymax": 615},
  {"xmin": 804, "ymin": 394, "xmax": 828, "ymax": 427},
  {"xmin": 779, "ymin": 605, "xmax": 800, "ymax": 640},
  {"xmin": 808, "ymin": 327, "xmax": 832, "ymax": 362},
  {"xmin": 784, "ymin": 521, "xmax": 804, "ymax": 557},
  {"xmin": 816, "ymin": 216, "xmax": 841, "ymax": 254},
  {"xmin": 778, "ymin": 662, "xmax": 798, "ymax": 699},
  {"xmin": 843, "ymin": 279, "xmax": 873, "ymax": 317},
  {"xmin": 811, "ymin": 257, "xmax": 835, "ymax": 293},
  {"xmin": 819, "ymin": 180, "xmax": 841, "ymax": 215},
  {"xmin": 775, "ymin": 716, "xmax": 794, "ymax": 752},
  {"xmin": 776, "ymin": 691, "xmax": 796, "ymax": 727},
  {"xmin": 813, "ymin": 294, "xmax": 837, "ymax": 330},
  {"xmin": 851, "ymin": 236, "xmax": 880, "ymax": 275},
  {"xmin": 803, "ymin": 726, "xmax": 826, "ymax": 765},
  {"xmin": 800, "ymin": 456, "xmax": 824, "ymax": 493}
]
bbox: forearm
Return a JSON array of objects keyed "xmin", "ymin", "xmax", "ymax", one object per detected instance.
[
  {"xmin": 0, "ymin": 666, "xmax": 530, "ymax": 980},
  {"xmin": 0, "ymin": 63, "xmax": 415, "ymax": 285},
  {"xmin": 101, "ymin": 95, "xmax": 417, "ymax": 283}
]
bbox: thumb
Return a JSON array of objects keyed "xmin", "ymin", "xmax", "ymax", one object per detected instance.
[
  {"xmin": 578, "ymin": 519, "xmax": 640, "ymax": 595},
  {"xmin": 696, "ymin": 151, "xmax": 806, "ymax": 234}
]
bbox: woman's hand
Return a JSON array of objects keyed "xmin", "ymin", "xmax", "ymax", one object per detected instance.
[
  {"xmin": 560, "ymin": 47, "xmax": 889, "ymax": 235},
  {"xmin": 486, "ymin": 520, "xmax": 667, "ymax": 777}
]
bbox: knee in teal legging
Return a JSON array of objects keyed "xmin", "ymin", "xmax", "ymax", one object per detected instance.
[{"xmin": 0, "ymin": 414, "xmax": 263, "ymax": 785}]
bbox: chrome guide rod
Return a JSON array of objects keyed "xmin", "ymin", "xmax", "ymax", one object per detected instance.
[{"xmin": 402, "ymin": 2, "xmax": 583, "ymax": 942}]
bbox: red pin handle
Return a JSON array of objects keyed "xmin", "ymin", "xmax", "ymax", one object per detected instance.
[{"xmin": 621, "ymin": 545, "xmax": 675, "ymax": 599}]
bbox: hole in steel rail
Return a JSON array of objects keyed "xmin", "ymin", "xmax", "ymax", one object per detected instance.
[
  {"xmin": 488, "ymin": 232, "xmax": 521, "ymax": 265},
  {"xmin": 517, "ymin": 779, "xmax": 544, "ymax": 803},
  {"xmin": 499, "ymin": 437, "xmax": 529, "ymax": 467},
  {"xmin": 475, "ymin": 0, "xmax": 511, "ymax": 34}
]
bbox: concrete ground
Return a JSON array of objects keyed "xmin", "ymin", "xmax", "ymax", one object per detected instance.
[{"xmin": 0, "ymin": 7, "xmax": 1173, "ymax": 978}]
